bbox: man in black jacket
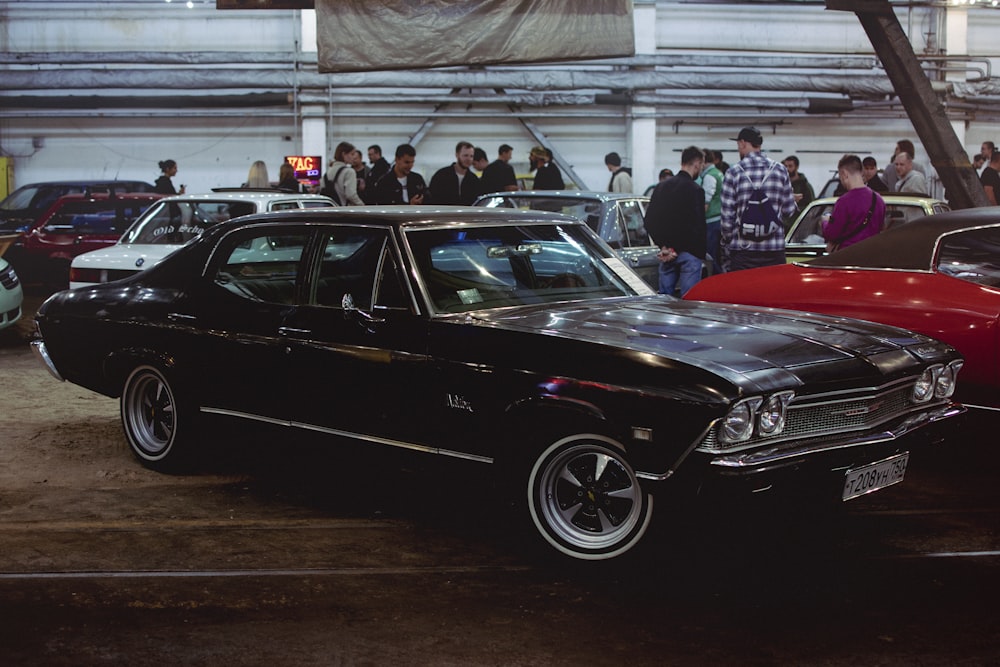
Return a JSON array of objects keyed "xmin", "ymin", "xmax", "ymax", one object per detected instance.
[
  {"xmin": 643, "ymin": 145, "xmax": 706, "ymax": 296},
  {"xmin": 529, "ymin": 146, "xmax": 565, "ymax": 190},
  {"xmin": 428, "ymin": 141, "xmax": 482, "ymax": 205},
  {"xmin": 372, "ymin": 144, "xmax": 427, "ymax": 205}
]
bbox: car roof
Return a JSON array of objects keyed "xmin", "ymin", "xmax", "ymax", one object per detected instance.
[
  {"xmin": 804, "ymin": 193, "xmax": 946, "ymax": 207},
  {"xmin": 158, "ymin": 191, "xmax": 333, "ymax": 204},
  {"xmin": 807, "ymin": 207, "xmax": 1000, "ymax": 271},
  {"xmin": 208, "ymin": 205, "xmax": 583, "ymax": 235},
  {"xmin": 476, "ymin": 190, "xmax": 648, "ymax": 202},
  {"xmin": 50, "ymin": 192, "xmax": 164, "ymax": 202}
]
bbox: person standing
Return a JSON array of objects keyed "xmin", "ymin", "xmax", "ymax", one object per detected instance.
[
  {"xmin": 365, "ymin": 145, "xmax": 392, "ymax": 204},
  {"xmin": 893, "ymin": 152, "xmax": 928, "ymax": 194},
  {"xmin": 372, "ymin": 143, "xmax": 427, "ymax": 205},
  {"xmin": 862, "ymin": 156, "xmax": 889, "ymax": 193},
  {"xmin": 605, "ymin": 152, "xmax": 633, "ymax": 193},
  {"xmin": 243, "ymin": 160, "xmax": 270, "ymax": 189},
  {"xmin": 276, "ymin": 162, "xmax": 302, "ymax": 192},
  {"xmin": 781, "ymin": 155, "xmax": 814, "ymax": 210},
  {"xmin": 480, "ymin": 144, "xmax": 518, "ymax": 193},
  {"xmin": 428, "ymin": 141, "xmax": 481, "ymax": 205},
  {"xmin": 529, "ymin": 146, "xmax": 564, "ymax": 190},
  {"xmin": 719, "ymin": 127, "xmax": 797, "ymax": 272},
  {"xmin": 350, "ymin": 149, "xmax": 370, "ymax": 203},
  {"xmin": 472, "ymin": 147, "xmax": 489, "ymax": 174},
  {"xmin": 154, "ymin": 159, "xmax": 185, "ymax": 195},
  {"xmin": 981, "ymin": 147, "xmax": 1000, "ymax": 206},
  {"xmin": 699, "ymin": 148, "xmax": 724, "ymax": 275},
  {"xmin": 822, "ymin": 154, "xmax": 886, "ymax": 252},
  {"xmin": 644, "ymin": 146, "xmax": 706, "ymax": 296},
  {"xmin": 323, "ymin": 142, "xmax": 364, "ymax": 205}
]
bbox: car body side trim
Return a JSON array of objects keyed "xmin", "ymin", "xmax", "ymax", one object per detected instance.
[{"xmin": 200, "ymin": 406, "xmax": 494, "ymax": 464}]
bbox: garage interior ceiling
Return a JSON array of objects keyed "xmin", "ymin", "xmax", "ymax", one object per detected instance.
[{"xmin": 1, "ymin": 0, "xmax": 998, "ymax": 123}]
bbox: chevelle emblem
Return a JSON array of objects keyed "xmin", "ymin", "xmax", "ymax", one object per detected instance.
[
  {"xmin": 446, "ymin": 393, "xmax": 473, "ymax": 412},
  {"xmin": 832, "ymin": 401, "xmax": 884, "ymax": 417},
  {"xmin": 135, "ymin": 257, "xmax": 145, "ymax": 268}
]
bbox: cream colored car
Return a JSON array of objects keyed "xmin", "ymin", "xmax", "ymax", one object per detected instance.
[{"xmin": 784, "ymin": 194, "xmax": 950, "ymax": 263}]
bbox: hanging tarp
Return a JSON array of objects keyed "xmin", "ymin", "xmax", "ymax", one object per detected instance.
[{"xmin": 315, "ymin": 0, "xmax": 634, "ymax": 73}]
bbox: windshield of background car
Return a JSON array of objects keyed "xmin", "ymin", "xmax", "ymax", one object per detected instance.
[
  {"xmin": 936, "ymin": 227, "xmax": 1000, "ymax": 287},
  {"xmin": 122, "ymin": 200, "xmax": 257, "ymax": 245},
  {"xmin": 788, "ymin": 203, "xmax": 834, "ymax": 245},
  {"xmin": 476, "ymin": 196, "xmax": 604, "ymax": 234},
  {"xmin": 40, "ymin": 200, "xmax": 158, "ymax": 236},
  {"xmin": 405, "ymin": 222, "xmax": 652, "ymax": 314}
]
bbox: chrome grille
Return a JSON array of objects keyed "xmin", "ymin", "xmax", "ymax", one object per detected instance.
[
  {"xmin": 1, "ymin": 265, "xmax": 19, "ymax": 289},
  {"xmin": 699, "ymin": 382, "xmax": 922, "ymax": 453}
]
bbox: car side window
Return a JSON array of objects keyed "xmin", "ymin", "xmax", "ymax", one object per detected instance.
[
  {"xmin": 313, "ymin": 228, "xmax": 390, "ymax": 311},
  {"xmin": 213, "ymin": 231, "xmax": 311, "ymax": 305},
  {"xmin": 617, "ymin": 200, "xmax": 649, "ymax": 247},
  {"xmin": 936, "ymin": 228, "xmax": 1000, "ymax": 287}
]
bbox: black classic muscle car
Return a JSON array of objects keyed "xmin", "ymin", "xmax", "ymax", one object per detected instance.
[{"xmin": 33, "ymin": 207, "xmax": 964, "ymax": 560}]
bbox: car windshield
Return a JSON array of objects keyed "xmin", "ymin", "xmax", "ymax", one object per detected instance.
[
  {"xmin": 122, "ymin": 200, "xmax": 257, "ymax": 245},
  {"xmin": 936, "ymin": 227, "xmax": 1000, "ymax": 287},
  {"xmin": 405, "ymin": 222, "xmax": 650, "ymax": 314},
  {"xmin": 476, "ymin": 195, "xmax": 604, "ymax": 233}
]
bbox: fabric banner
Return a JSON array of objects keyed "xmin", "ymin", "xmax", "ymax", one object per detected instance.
[{"xmin": 316, "ymin": 0, "xmax": 634, "ymax": 73}]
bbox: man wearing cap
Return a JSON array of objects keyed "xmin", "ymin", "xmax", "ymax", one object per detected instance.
[
  {"xmin": 719, "ymin": 126, "xmax": 797, "ymax": 271},
  {"xmin": 605, "ymin": 152, "xmax": 634, "ymax": 193},
  {"xmin": 529, "ymin": 146, "xmax": 565, "ymax": 190}
]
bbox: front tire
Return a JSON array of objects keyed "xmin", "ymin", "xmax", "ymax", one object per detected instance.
[
  {"xmin": 121, "ymin": 365, "xmax": 191, "ymax": 472},
  {"xmin": 527, "ymin": 434, "xmax": 652, "ymax": 561}
]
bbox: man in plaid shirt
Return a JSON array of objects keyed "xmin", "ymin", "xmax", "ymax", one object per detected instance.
[{"xmin": 719, "ymin": 127, "xmax": 798, "ymax": 271}]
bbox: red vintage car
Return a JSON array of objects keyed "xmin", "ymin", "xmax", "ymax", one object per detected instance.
[
  {"xmin": 685, "ymin": 208, "xmax": 1000, "ymax": 409},
  {"xmin": 7, "ymin": 191, "xmax": 163, "ymax": 288}
]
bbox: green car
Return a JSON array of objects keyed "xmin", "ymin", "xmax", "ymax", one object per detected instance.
[{"xmin": 784, "ymin": 194, "xmax": 950, "ymax": 263}]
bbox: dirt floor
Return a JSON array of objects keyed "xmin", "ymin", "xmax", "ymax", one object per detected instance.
[{"xmin": 3, "ymin": 288, "xmax": 1000, "ymax": 666}]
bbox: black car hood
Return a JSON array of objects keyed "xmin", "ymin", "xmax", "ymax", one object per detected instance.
[{"xmin": 469, "ymin": 297, "xmax": 943, "ymax": 390}]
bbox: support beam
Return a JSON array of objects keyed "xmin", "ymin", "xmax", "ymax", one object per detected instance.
[{"xmin": 827, "ymin": 0, "xmax": 987, "ymax": 208}]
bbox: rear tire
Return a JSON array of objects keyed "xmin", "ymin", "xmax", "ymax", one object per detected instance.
[
  {"xmin": 120, "ymin": 364, "xmax": 193, "ymax": 472},
  {"xmin": 527, "ymin": 434, "xmax": 652, "ymax": 561}
]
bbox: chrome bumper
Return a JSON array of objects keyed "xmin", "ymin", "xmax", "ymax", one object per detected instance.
[
  {"xmin": 708, "ymin": 402, "xmax": 963, "ymax": 471},
  {"xmin": 31, "ymin": 339, "xmax": 64, "ymax": 382}
]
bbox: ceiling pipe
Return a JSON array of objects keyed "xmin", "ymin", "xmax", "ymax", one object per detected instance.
[{"xmin": 0, "ymin": 67, "xmax": 911, "ymax": 97}]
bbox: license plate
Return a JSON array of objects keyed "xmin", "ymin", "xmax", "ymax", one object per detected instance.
[{"xmin": 842, "ymin": 452, "xmax": 909, "ymax": 501}]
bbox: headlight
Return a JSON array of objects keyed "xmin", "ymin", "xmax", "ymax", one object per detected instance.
[
  {"xmin": 719, "ymin": 397, "xmax": 762, "ymax": 444},
  {"xmin": 758, "ymin": 391, "xmax": 794, "ymax": 437},
  {"xmin": 934, "ymin": 360, "xmax": 963, "ymax": 399},
  {"xmin": 912, "ymin": 365, "xmax": 940, "ymax": 403}
]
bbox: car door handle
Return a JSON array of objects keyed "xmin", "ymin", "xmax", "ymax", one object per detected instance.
[
  {"xmin": 278, "ymin": 326, "xmax": 312, "ymax": 336},
  {"xmin": 629, "ymin": 256, "xmax": 640, "ymax": 265},
  {"xmin": 167, "ymin": 313, "xmax": 197, "ymax": 322}
]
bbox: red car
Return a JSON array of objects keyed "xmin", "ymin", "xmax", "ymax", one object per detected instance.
[
  {"xmin": 7, "ymin": 191, "xmax": 163, "ymax": 288},
  {"xmin": 685, "ymin": 208, "xmax": 1000, "ymax": 409}
]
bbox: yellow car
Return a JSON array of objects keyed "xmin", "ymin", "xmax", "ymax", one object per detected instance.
[{"xmin": 784, "ymin": 194, "xmax": 950, "ymax": 263}]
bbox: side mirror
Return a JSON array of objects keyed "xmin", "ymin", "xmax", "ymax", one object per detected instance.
[{"xmin": 341, "ymin": 293, "xmax": 386, "ymax": 330}]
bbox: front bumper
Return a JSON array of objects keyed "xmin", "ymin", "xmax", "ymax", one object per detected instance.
[
  {"xmin": 31, "ymin": 339, "xmax": 64, "ymax": 382},
  {"xmin": 708, "ymin": 402, "xmax": 963, "ymax": 475}
]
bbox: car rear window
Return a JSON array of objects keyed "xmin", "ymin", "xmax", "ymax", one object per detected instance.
[{"xmin": 936, "ymin": 227, "xmax": 1000, "ymax": 287}]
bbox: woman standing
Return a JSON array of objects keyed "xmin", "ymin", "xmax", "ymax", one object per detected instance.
[
  {"xmin": 276, "ymin": 162, "xmax": 302, "ymax": 192},
  {"xmin": 154, "ymin": 159, "xmax": 185, "ymax": 194},
  {"xmin": 243, "ymin": 160, "xmax": 271, "ymax": 189}
]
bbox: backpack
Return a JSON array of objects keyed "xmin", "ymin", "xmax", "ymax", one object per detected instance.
[
  {"xmin": 321, "ymin": 165, "xmax": 350, "ymax": 205},
  {"xmin": 737, "ymin": 162, "xmax": 782, "ymax": 242}
]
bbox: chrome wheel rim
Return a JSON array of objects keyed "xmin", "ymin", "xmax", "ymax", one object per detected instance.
[
  {"xmin": 533, "ymin": 442, "xmax": 644, "ymax": 556},
  {"xmin": 124, "ymin": 369, "xmax": 175, "ymax": 459}
]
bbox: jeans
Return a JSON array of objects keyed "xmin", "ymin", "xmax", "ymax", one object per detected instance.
[
  {"xmin": 658, "ymin": 251, "xmax": 703, "ymax": 297},
  {"xmin": 705, "ymin": 219, "xmax": 721, "ymax": 276}
]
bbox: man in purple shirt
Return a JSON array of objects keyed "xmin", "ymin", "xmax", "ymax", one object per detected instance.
[{"xmin": 823, "ymin": 154, "xmax": 886, "ymax": 252}]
